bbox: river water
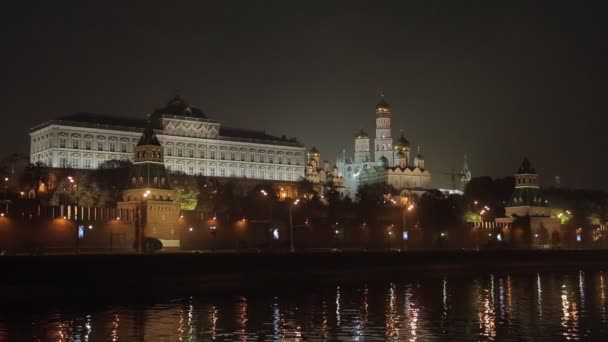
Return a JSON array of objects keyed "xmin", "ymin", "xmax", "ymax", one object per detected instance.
[{"xmin": 1, "ymin": 269, "xmax": 608, "ymax": 341}]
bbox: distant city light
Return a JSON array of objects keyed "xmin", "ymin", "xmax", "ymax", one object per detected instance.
[
  {"xmin": 272, "ymin": 228, "xmax": 279, "ymax": 240},
  {"xmin": 403, "ymin": 231, "xmax": 409, "ymax": 240},
  {"xmin": 497, "ymin": 234, "xmax": 502, "ymax": 241},
  {"xmin": 576, "ymin": 235, "xmax": 582, "ymax": 242},
  {"xmin": 189, "ymin": 227, "xmax": 193, "ymax": 232}
]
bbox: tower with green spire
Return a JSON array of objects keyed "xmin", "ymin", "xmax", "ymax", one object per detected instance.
[
  {"xmin": 506, "ymin": 157, "xmax": 550, "ymax": 216},
  {"xmin": 118, "ymin": 121, "xmax": 182, "ymax": 249}
]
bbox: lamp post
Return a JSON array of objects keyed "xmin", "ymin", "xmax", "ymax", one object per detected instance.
[
  {"xmin": 67, "ymin": 176, "xmax": 81, "ymax": 255},
  {"xmin": 209, "ymin": 218, "xmax": 217, "ymax": 252},
  {"xmin": 289, "ymin": 198, "xmax": 300, "ymax": 252},
  {"xmin": 137, "ymin": 190, "xmax": 150, "ymax": 254},
  {"xmin": 260, "ymin": 189, "xmax": 273, "ymax": 248}
]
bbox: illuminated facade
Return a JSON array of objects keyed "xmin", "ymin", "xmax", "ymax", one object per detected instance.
[
  {"xmin": 336, "ymin": 95, "xmax": 432, "ymax": 196},
  {"xmin": 29, "ymin": 95, "xmax": 306, "ymax": 182},
  {"xmin": 305, "ymin": 147, "xmax": 349, "ymax": 197}
]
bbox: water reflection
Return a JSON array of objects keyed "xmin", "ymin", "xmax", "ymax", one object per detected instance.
[{"xmin": 2, "ymin": 269, "xmax": 608, "ymax": 341}]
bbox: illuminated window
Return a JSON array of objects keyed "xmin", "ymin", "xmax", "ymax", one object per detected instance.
[
  {"xmin": 84, "ymin": 158, "xmax": 92, "ymax": 169},
  {"xmin": 121, "ymin": 142, "xmax": 127, "ymax": 153},
  {"xmin": 230, "ymin": 151, "xmax": 236, "ymax": 161},
  {"xmin": 210, "ymin": 167, "xmax": 216, "ymax": 176},
  {"xmin": 109, "ymin": 141, "xmax": 116, "ymax": 152},
  {"xmin": 59, "ymin": 137, "xmax": 66, "ymax": 148},
  {"xmin": 167, "ymin": 147, "xmax": 173, "ymax": 156},
  {"xmin": 220, "ymin": 168, "xmax": 226, "ymax": 177},
  {"xmin": 85, "ymin": 140, "xmax": 91, "ymax": 150},
  {"xmin": 220, "ymin": 151, "xmax": 226, "ymax": 160},
  {"xmin": 97, "ymin": 141, "xmax": 104, "ymax": 151},
  {"xmin": 72, "ymin": 140, "xmax": 79, "ymax": 149},
  {"xmin": 71, "ymin": 158, "xmax": 79, "ymax": 168}
]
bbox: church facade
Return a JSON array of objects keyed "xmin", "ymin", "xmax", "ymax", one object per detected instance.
[
  {"xmin": 29, "ymin": 95, "xmax": 307, "ymax": 182},
  {"xmin": 336, "ymin": 95, "xmax": 432, "ymax": 196}
]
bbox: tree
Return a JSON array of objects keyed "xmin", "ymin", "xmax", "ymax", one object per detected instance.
[
  {"xmin": 93, "ymin": 160, "xmax": 133, "ymax": 205},
  {"xmin": 20, "ymin": 162, "xmax": 48, "ymax": 198},
  {"xmin": 50, "ymin": 174, "xmax": 110, "ymax": 207},
  {"xmin": 175, "ymin": 186, "xmax": 199, "ymax": 210}
]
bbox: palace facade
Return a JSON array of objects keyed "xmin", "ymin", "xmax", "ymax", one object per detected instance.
[{"xmin": 29, "ymin": 95, "xmax": 307, "ymax": 182}]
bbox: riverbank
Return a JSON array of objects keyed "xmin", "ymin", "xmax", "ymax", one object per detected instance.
[{"xmin": 2, "ymin": 249, "xmax": 608, "ymax": 305}]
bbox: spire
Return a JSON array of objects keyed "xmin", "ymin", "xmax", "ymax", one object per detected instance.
[
  {"xmin": 462, "ymin": 154, "xmax": 469, "ymax": 172},
  {"xmin": 137, "ymin": 120, "xmax": 161, "ymax": 147},
  {"xmin": 517, "ymin": 157, "xmax": 536, "ymax": 174}
]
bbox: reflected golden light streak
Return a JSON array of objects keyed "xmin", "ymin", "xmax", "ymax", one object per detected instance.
[
  {"xmin": 561, "ymin": 284, "xmax": 580, "ymax": 339},
  {"xmin": 537, "ymin": 273, "xmax": 543, "ymax": 320}
]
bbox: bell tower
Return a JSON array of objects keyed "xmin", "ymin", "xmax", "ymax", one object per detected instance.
[{"xmin": 374, "ymin": 94, "xmax": 394, "ymax": 166}]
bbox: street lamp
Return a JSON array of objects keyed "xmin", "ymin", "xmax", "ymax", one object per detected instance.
[
  {"xmin": 67, "ymin": 176, "xmax": 82, "ymax": 255},
  {"xmin": 288, "ymin": 198, "xmax": 300, "ymax": 252},
  {"xmin": 209, "ymin": 225, "xmax": 217, "ymax": 252},
  {"xmin": 136, "ymin": 190, "xmax": 150, "ymax": 254}
]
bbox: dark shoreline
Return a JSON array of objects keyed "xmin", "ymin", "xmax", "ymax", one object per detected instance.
[{"xmin": 2, "ymin": 250, "xmax": 608, "ymax": 306}]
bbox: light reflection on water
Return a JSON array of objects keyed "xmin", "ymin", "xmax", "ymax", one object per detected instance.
[{"xmin": 2, "ymin": 270, "xmax": 608, "ymax": 341}]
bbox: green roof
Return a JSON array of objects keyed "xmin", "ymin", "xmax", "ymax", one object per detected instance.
[
  {"xmin": 508, "ymin": 187, "xmax": 547, "ymax": 207},
  {"xmin": 130, "ymin": 163, "xmax": 172, "ymax": 189}
]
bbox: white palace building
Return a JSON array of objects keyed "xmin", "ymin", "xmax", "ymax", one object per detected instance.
[{"xmin": 29, "ymin": 95, "xmax": 307, "ymax": 181}]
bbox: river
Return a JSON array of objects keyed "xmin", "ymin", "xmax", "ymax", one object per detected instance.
[{"xmin": 1, "ymin": 268, "xmax": 607, "ymax": 341}]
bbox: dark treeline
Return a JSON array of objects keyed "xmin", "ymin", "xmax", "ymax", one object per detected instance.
[{"xmin": 3, "ymin": 162, "xmax": 608, "ymax": 251}]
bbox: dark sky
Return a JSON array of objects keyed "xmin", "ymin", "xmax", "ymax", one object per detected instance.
[{"xmin": 1, "ymin": 1, "xmax": 606, "ymax": 189}]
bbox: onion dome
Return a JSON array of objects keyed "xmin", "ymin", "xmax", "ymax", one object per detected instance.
[
  {"xmin": 394, "ymin": 131, "xmax": 411, "ymax": 151},
  {"xmin": 517, "ymin": 157, "xmax": 536, "ymax": 174},
  {"xmin": 150, "ymin": 94, "xmax": 207, "ymax": 123},
  {"xmin": 309, "ymin": 146, "xmax": 320, "ymax": 155},
  {"xmin": 395, "ymin": 151, "xmax": 406, "ymax": 159},
  {"xmin": 377, "ymin": 156, "xmax": 389, "ymax": 168},
  {"xmin": 355, "ymin": 128, "xmax": 369, "ymax": 139},
  {"xmin": 375, "ymin": 94, "xmax": 391, "ymax": 116}
]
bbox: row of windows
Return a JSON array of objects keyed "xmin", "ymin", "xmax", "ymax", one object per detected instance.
[
  {"xmin": 167, "ymin": 163, "xmax": 300, "ymax": 181},
  {"xmin": 48, "ymin": 136, "xmax": 302, "ymax": 164},
  {"xmin": 58, "ymin": 137, "xmax": 134, "ymax": 153},
  {"xmin": 165, "ymin": 146, "xmax": 301, "ymax": 165},
  {"xmin": 54, "ymin": 154, "xmax": 303, "ymax": 180}
]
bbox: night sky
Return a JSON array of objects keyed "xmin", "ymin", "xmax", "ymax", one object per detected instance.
[{"xmin": 1, "ymin": 1, "xmax": 606, "ymax": 190}]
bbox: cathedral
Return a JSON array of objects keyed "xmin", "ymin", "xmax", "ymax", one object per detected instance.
[{"xmin": 336, "ymin": 95, "xmax": 432, "ymax": 196}]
